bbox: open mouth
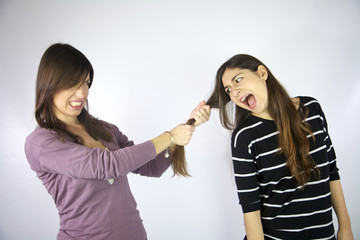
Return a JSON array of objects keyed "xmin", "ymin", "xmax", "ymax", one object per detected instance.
[
  {"xmin": 70, "ymin": 102, "xmax": 82, "ymax": 107},
  {"xmin": 69, "ymin": 101, "xmax": 83, "ymax": 109},
  {"xmin": 240, "ymin": 94, "xmax": 256, "ymax": 109}
]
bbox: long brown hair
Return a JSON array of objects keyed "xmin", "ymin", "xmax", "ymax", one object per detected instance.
[
  {"xmin": 36, "ymin": 43, "xmax": 194, "ymax": 177},
  {"xmin": 208, "ymin": 54, "xmax": 318, "ymax": 185},
  {"xmin": 35, "ymin": 43, "xmax": 112, "ymax": 143}
]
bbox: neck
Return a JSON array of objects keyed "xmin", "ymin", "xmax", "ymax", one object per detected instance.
[
  {"xmin": 56, "ymin": 115, "xmax": 80, "ymax": 127},
  {"xmin": 252, "ymin": 112, "xmax": 273, "ymax": 120}
]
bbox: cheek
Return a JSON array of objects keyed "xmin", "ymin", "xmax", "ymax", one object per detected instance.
[
  {"xmin": 52, "ymin": 94, "xmax": 60, "ymax": 107},
  {"xmin": 53, "ymin": 98, "xmax": 64, "ymax": 110},
  {"xmin": 229, "ymin": 95, "xmax": 237, "ymax": 103},
  {"xmin": 262, "ymin": 85, "xmax": 269, "ymax": 98},
  {"xmin": 80, "ymin": 85, "xmax": 90, "ymax": 98},
  {"xmin": 260, "ymin": 88, "xmax": 269, "ymax": 107},
  {"xmin": 53, "ymin": 93, "xmax": 70, "ymax": 109}
]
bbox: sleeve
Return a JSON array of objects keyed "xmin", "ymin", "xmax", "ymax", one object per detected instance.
[
  {"xmin": 110, "ymin": 124, "xmax": 171, "ymax": 177},
  {"xmin": 132, "ymin": 150, "xmax": 171, "ymax": 177},
  {"xmin": 24, "ymin": 128, "xmax": 157, "ymax": 180},
  {"xmin": 232, "ymin": 129, "xmax": 261, "ymax": 213},
  {"xmin": 316, "ymin": 101, "xmax": 340, "ymax": 181}
]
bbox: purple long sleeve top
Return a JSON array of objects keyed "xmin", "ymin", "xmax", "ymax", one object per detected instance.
[{"xmin": 24, "ymin": 122, "xmax": 171, "ymax": 240}]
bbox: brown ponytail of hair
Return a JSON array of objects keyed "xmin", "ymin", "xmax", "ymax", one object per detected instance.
[
  {"xmin": 171, "ymin": 118, "xmax": 196, "ymax": 177},
  {"xmin": 171, "ymin": 97, "xmax": 218, "ymax": 177},
  {"xmin": 202, "ymin": 54, "xmax": 319, "ymax": 185},
  {"xmin": 35, "ymin": 43, "xmax": 113, "ymax": 144}
]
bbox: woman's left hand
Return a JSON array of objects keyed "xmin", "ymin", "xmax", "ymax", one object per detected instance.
[
  {"xmin": 337, "ymin": 228, "xmax": 354, "ymax": 240},
  {"xmin": 189, "ymin": 100, "xmax": 211, "ymax": 127}
]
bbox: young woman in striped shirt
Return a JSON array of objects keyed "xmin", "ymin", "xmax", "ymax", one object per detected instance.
[{"xmin": 207, "ymin": 54, "xmax": 353, "ymax": 239}]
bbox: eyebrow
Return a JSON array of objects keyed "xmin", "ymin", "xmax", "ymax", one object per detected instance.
[
  {"xmin": 224, "ymin": 72, "xmax": 243, "ymax": 89},
  {"xmin": 231, "ymin": 72, "xmax": 243, "ymax": 82}
]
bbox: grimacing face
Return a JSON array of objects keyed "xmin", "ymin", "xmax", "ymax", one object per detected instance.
[
  {"xmin": 222, "ymin": 66, "xmax": 271, "ymax": 120},
  {"xmin": 52, "ymin": 75, "xmax": 91, "ymax": 124}
]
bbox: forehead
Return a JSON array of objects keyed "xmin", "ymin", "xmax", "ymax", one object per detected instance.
[
  {"xmin": 58, "ymin": 73, "xmax": 91, "ymax": 92},
  {"xmin": 84, "ymin": 73, "xmax": 91, "ymax": 81},
  {"xmin": 73, "ymin": 73, "xmax": 91, "ymax": 85},
  {"xmin": 222, "ymin": 68, "xmax": 246, "ymax": 85}
]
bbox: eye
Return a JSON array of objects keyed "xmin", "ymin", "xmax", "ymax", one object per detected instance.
[
  {"xmin": 235, "ymin": 77, "xmax": 243, "ymax": 83},
  {"xmin": 84, "ymin": 81, "xmax": 91, "ymax": 87},
  {"xmin": 225, "ymin": 87, "xmax": 231, "ymax": 94}
]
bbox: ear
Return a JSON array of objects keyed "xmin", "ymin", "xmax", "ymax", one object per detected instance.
[{"xmin": 257, "ymin": 65, "xmax": 268, "ymax": 81}]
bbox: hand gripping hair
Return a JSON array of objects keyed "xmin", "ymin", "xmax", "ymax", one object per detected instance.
[{"xmin": 171, "ymin": 94, "xmax": 219, "ymax": 177}]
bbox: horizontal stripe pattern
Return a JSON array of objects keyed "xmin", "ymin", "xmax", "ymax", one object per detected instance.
[
  {"xmin": 231, "ymin": 96, "xmax": 338, "ymax": 239},
  {"xmin": 261, "ymin": 206, "xmax": 333, "ymax": 220},
  {"xmin": 233, "ymin": 121, "xmax": 263, "ymax": 147},
  {"xmin": 276, "ymin": 220, "xmax": 333, "ymax": 232}
]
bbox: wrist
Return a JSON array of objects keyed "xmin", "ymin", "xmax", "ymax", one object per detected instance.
[
  {"xmin": 164, "ymin": 131, "xmax": 174, "ymax": 158},
  {"xmin": 165, "ymin": 131, "xmax": 174, "ymax": 146}
]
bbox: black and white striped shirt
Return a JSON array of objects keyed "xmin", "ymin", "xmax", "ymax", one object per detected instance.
[{"xmin": 231, "ymin": 96, "xmax": 339, "ymax": 240}]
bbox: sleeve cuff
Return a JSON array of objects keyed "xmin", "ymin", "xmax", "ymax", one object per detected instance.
[{"xmin": 241, "ymin": 201, "xmax": 261, "ymax": 213}]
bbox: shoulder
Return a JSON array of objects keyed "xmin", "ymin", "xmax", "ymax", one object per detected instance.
[
  {"xmin": 24, "ymin": 127, "xmax": 62, "ymax": 170},
  {"xmin": 98, "ymin": 120, "xmax": 118, "ymax": 132},
  {"xmin": 297, "ymin": 96, "xmax": 321, "ymax": 107},
  {"xmin": 25, "ymin": 127, "xmax": 60, "ymax": 147},
  {"xmin": 98, "ymin": 120, "xmax": 133, "ymax": 146},
  {"xmin": 96, "ymin": 119, "xmax": 123, "ymax": 137},
  {"xmin": 231, "ymin": 117, "xmax": 264, "ymax": 149},
  {"xmin": 296, "ymin": 96, "xmax": 329, "ymax": 130},
  {"xmin": 97, "ymin": 119, "xmax": 119, "ymax": 139},
  {"xmin": 297, "ymin": 96, "xmax": 324, "ymax": 115}
]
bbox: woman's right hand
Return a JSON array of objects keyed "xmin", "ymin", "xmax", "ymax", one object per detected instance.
[
  {"xmin": 151, "ymin": 124, "xmax": 195, "ymax": 155},
  {"xmin": 170, "ymin": 124, "xmax": 195, "ymax": 146}
]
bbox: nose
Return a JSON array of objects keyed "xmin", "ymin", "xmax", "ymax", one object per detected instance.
[
  {"xmin": 231, "ymin": 88, "xmax": 240, "ymax": 97},
  {"xmin": 76, "ymin": 83, "xmax": 89, "ymax": 98}
]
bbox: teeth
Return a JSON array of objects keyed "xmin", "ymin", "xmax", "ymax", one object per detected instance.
[
  {"xmin": 241, "ymin": 95, "xmax": 248, "ymax": 102},
  {"xmin": 70, "ymin": 102, "xmax": 82, "ymax": 107}
]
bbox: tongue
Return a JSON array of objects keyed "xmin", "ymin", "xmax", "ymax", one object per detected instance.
[{"xmin": 247, "ymin": 95, "xmax": 256, "ymax": 109}]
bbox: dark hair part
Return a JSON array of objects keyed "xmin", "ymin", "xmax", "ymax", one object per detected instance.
[
  {"xmin": 208, "ymin": 54, "xmax": 319, "ymax": 186},
  {"xmin": 35, "ymin": 43, "xmax": 112, "ymax": 143}
]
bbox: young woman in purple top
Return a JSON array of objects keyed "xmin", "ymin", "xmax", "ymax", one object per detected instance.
[{"xmin": 24, "ymin": 43, "xmax": 210, "ymax": 240}]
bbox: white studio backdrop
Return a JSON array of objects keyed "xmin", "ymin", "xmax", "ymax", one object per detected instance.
[{"xmin": 1, "ymin": 0, "xmax": 359, "ymax": 239}]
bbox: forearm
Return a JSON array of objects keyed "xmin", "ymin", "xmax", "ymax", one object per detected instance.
[
  {"xmin": 151, "ymin": 132, "xmax": 173, "ymax": 155},
  {"xmin": 133, "ymin": 148, "xmax": 172, "ymax": 177},
  {"xmin": 244, "ymin": 210, "xmax": 265, "ymax": 240},
  {"xmin": 330, "ymin": 180, "xmax": 354, "ymax": 239}
]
